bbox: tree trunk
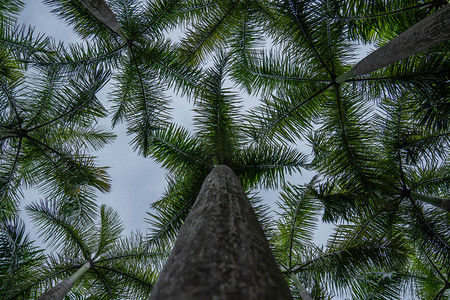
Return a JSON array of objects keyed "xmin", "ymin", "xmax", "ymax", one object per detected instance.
[
  {"xmin": 37, "ymin": 261, "xmax": 91, "ymax": 300},
  {"xmin": 79, "ymin": 0, "xmax": 128, "ymax": 39},
  {"xmin": 410, "ymin": 191, "xmax": 450, "ymax": 213},
  {"xmin": 149, "ymin": 165, "xmax": 292, "ymax": 300},
  {"xmin": 337, "ymin": 4, "xmax": 450, "ymax": 83},
  {"xmin": 289, "ymin": 272, "xmax": 313, "ymax": 300}
]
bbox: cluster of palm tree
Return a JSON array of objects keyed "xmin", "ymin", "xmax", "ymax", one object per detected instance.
[{"xmin": 1, "ymin": 0, "xmax": 449, "ymax": 299}]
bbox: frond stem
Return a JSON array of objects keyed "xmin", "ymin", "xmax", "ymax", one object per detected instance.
[
  {"xmin": 287, "ymin": 0, "xmax": 333, "ymax": 77},
  {"xmin": 256, "ymin": 83, "xmax": 332, "ymax": 141}
]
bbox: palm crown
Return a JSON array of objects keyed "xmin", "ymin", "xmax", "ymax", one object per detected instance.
[
  {"xmin": 6, "ymin": 201, "xmax": 161, "ymax": 300},
  {"xmin": 146, "ymin": 52, "xmax": 308, "ymax": 249},
  {"xmin": 0, "ymin": 0, "xmax": 449, "ymax": 299}
]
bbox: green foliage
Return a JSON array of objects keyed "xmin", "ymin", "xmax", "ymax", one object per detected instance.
[
  {"xmin": 21, "ymin": 202, "xmax": 160, "ymax": 299},
  {"xmin": 1, "ymin": 0, "xmax": 450, "ymax": 298},
  {"xmin": 144, "ymin": 53, "xmax": 307, "ymax": 250}
]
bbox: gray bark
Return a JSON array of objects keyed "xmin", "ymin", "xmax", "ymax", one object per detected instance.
[
  {"xmin": 79, "ymin": 0, "xmax": 127, "ymax": 38},
  {"xmin": 300, "ymin": 289, "xmax": 314, "ymax": 300},
  {"xmin": 410, "ymin": 191, "xmax": 450, "ymax": 213},
  {"xmin": 149, "ymin": 165, "xmax": 292, "ymax": 300},
  {"xmin": 36, "ymin": 280, "xmax": 73, "ymax": 300},
  {"xmin": 36, "ymin": 262, "xmax": 90, "ymax": 300},
  {"xmin": 353, "ymin": 4, "xmax": 450, "ymax": 76}
]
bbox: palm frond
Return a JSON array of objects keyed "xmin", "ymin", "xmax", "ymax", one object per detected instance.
[
  {"xmin": 146, "ymin": 123, "xmax": 212, "ymax": 174},
  {"xmin": 93, "ymin": 205, "xmax": 124, "ymax": 260},
  {"xmin": 235, "ymin": 143, "xmax": 308, "ymax": 190},
  {"xmin": 193, "ymin": 52, "xmax": 243, "ymax": 164},
  {"xmin": 0, "ymin": 217, "xmax": 44, "ymax": 299},
  {"xmin": 146, "ymin": 173, "xmax": 204, "ymax": 251},
  {"xmin": 26, "ymin": 200, "xmax": 92, "ymax": 259}
]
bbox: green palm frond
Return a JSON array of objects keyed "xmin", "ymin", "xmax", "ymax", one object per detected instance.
[
  {"xmin": 0, "ymin": 23, "xmax": 53, "ymax": 67},
  {"xmin": 227, "ymin": 5, "xmax": 267, "ymax": 94},
  {"xmin": 348, "ymin": 47, "xmax": 450, "ymax": 104},
  {"xmin": 409, "ymin": 163, "xmax": 450, "ymax": 196},
  {"xmin": 26, "ymin": 200, "xmax": 92, "ymax": 259},
  {"xmin": 341, "ymin": 0, "xmax": 444, "ymax": 43},
  {"xmin": 147, "ymin": 123, "xmax": 212, "ymax": 173},
  {"xmin": 272, "ymin": 184, "xmax": 320, "ymax": 269},
  {"xmin": 410, "ymin": 250, "xmax": 450, "ymax": 300},
  {"xmin": 0, "ymin": 0, "xmax": 24, "ymax": 24},
  {"xmin": 27, "ymin": 38, "xmax": 125, "ymax": 75},
  {"xmin": 93, "ymin": 205, "xmax": 124, "ymax": 260},
  {"xmin": 179, "ymin": 0, "xmax": 241, "ymax": 64},
  {"xmin": 131, "ymin": 38, "xmax": 202, "ymax": 93},
  {"xmin": 110, "ymin": 55, "xmax": 170, "ymax": 156},
  {"xmin": 247, "ymin": 83, "xmax": 329, "ymax": 144},
  {"xmin": 93, "ymin": 234, "xmax": 160, "ymax": 299},
  {"xmin": 235, "ymin": 143, "xmax": 308, "ymax": 190},
  {"xmin": 43, "ymin": 0, "xmax": 119, "ymax": 40},
  {"xmin": 0, "ymin": 217, "xmax": 44, "ymax": 299},
  {"xmin": 1, "ymin": 66, "xmax": 114, "ymax": 209},
  {"xmin": 307, "ymin": 178, "xmax": 379, "ymax": 224},
  {"xmin": 296, "ymin": 225, "xmax": 409, "ymax": 299},
  {"xmin": 309, "ymin": 85, "xmax": 378, "ymax": 192},
  {"xmin": 406, "ymin": 201, "xmax": 450, "ymax": 269},
  {"xmin": 268, "ymin": 0, "xmax": 350, "ymax": 79},
  {"xmin": 193, "ymin": 52, "xmax": 243, "ymax": 163},
  {"xmin": 146, "ymin": 173, "xmax": 204, "ymax": 251}
]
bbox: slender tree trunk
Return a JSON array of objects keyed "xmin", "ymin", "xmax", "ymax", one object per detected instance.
[
  {"xmin": 36, "ymin": 261, "xmax": 91, "ymax": 300},
  {"xmin": 410, "ymin": 191, "xmax": 450, "ymax": 212},
  {"xmin": 289, "ymin": 272, "xmax": 313, "ymax": 300},
  {"xmin": 337, "ymin": 4, "xmax": 450, "ymax": 83},
  {"xmin": 149, "ymin": 165, "xmax": 292, "ymax": 299},
  {"xmin": 79, "ymin": 0, "xmax": 128, "ymax": 39}
]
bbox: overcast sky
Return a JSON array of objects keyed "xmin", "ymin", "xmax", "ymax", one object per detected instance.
[{"xmin": 18, "ymin": 0, "xmax": 337, "ymax": 247}]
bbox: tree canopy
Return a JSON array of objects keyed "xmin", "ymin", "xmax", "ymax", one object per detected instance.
[{"xmin": 1, "ymin": 0, "xmax": 449, "ymax": 299}]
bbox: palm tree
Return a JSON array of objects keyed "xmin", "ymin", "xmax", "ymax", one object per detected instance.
[
  {"xmin": 0, "ymin": 217, "xmax": 45, "ymax": 300},
  {"xmin": 245, "ymin": 1, "xmax": 450, "ymax": 211},
  {"xmin": 150, "ymin": 165, "xmax": 293, "ymax": 299},
  {"xmin": 272, "ymin": 183, "xmax": 410, "ymax": 299},
  {"xmin": 8, "ymin": 201, "xmax": 161, "ymax": 300},
  {"xmin": 0, "ymin": 64, "xmax": 115, "ymax": 219},
  {"xmin": 145, "ymin": 52, "xmax": 307, "ymax": 249},
  {"xmin": 36, "ymin": 0, "xmax": 205, "ymax": 156},
  {"xmin": 2, "ymin": 1, "xmax": 448, "ymax": 298},
  {"xmin": 336, "ymin": 2, "xmax": 450, "ymax": 82}
]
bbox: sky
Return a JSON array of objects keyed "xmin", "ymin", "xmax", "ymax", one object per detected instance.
[{"xmin": 18, "ymin": 0, "xmax": 335, "ymax": 249}]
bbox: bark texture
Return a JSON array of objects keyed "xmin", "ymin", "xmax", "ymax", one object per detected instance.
[
  {"xmin": 149, "ymin": 165, "xmax": 292, "ymax": 300},
  {"xmin": 437, "ymin": 198, "xmax": 450, "ymax": 213},
  {"xmin": 79, "ymin": 0, "xmax": 124, "ymax": 35},
  {"xmin": 300, "ymin": 289, "xmax": 314, "ymax": 300},
  {"xmin": 410, "ymin": 191, "xmax": 450, "ymax": 213},
  {"xmin": 36, "ymin": 280, "xmax": 73, "ymax": 300},
  {"xmin": 353, "ymin": 4, "xmax": 450, "ymax": 75}
]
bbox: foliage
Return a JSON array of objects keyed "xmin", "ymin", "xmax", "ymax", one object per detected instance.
[{"xmin": 0, "ymin": 0, "xmax": 449, "ymax": 299}]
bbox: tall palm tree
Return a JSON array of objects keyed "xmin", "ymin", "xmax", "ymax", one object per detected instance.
[
  {"xmin": 272, "ymin": 183, "xmax": 410, "ymax": 299},
  {"xmin": 336, "ymin": 2, "xmax": 450, "ymax": 82},
  {"xmin": 245, "ymin": 1, "xmax": 450, "ymax": 210},
  {"xmin": 0, "ymin": 64, "xmax": 115, "ymax": 219},
  {"xmin": 150, "ymin": 165, "xmax": 293, "ymax": 299},
  {"xmin": 145, "ymin": 52, "xmax": 308, "ymax": 250},
  {"xmin": 8, "ymin": 201, "xmax": 161, "ymax": 300},
  {"xmin": 306, "ymin": 89, "xmax": 450, "ymax": 298},
  {"xmin": 37, "ymin": 0, "xmax": 205, "ymax": 156}
]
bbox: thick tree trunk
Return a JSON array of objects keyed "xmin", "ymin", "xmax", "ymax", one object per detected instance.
[
  {"xmin": 149, "ymin": 165, "xmax": 292, "ymax": 300},
  {"xmin": 37, "ymin": 261, "xmax": 91, "ymax": 300},
  {"xmin": 337, "ymin": 4, "xmax": 450, "ymax": 83},
  {"xmin": 79, "ymin": 0, "xmax": 128, "ymax": 39},
  {"xmin": 410, "ymin": 191, "xmax": 450, "ymax": 213}
]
